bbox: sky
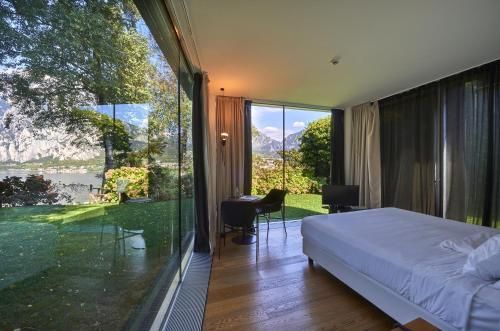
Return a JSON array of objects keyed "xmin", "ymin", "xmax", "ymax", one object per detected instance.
[
  {"xmin": 89, "ymin": 104, "xmax": 151, "ymax": 129},
  {"xmin": 251, "ymin": 105, "xmax": 330, "ymax": 141}
]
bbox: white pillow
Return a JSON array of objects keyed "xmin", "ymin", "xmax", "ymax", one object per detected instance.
[{"xmin": 463, "ymin": 234, "xmax": 500, "ymax": 281}]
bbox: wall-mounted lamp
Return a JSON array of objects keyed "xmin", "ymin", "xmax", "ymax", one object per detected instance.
[{"xmin": 221, "ymin": 132, "xmax": 229, "ymax": 146}]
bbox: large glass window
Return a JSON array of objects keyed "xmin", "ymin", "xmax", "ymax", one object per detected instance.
[
  {"xmin": 251, "ymin": 104, "xmax": 331, "ymax": 220},
  {"xmin": 0, "ymin": 1, "xmax": 193, "ymax": 329}
]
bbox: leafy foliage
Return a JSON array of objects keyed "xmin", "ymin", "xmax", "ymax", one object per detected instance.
[
  {"xmin": 0, "ymin": 175, "xmax": 71, "ymax": 207},
  {"xmin": 103, "ymin": 165, "xmax": 192, "ymax": 203},
  {"xmin": 148, "ymin": 165, "xmax": 178, "ymax": 201},
  {"xmin": 300, "ymin": 117, "xmax": 331, "ymax": 178},
  {"xmin": 251, "ymin": 155, "xmax": 321, "ymax": 195},
  {"xmin": 0, "ymin": 0, "xmax": 154, "ymax": 181},
  {"xmin": 69, "ymin": 109, "xmax": 131, "ymax": 150},
  {"xmin": 0, "ymin": 0, "xmax": 151, "ymax": 113},
  {"xmin": 103, "ymin": 167, "xmax": 148, "ymax": 202}
]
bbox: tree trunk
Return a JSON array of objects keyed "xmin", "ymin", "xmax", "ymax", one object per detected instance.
[{"xmin": 102, "ymin": 133, "xmax": 115, "ymax": 187}]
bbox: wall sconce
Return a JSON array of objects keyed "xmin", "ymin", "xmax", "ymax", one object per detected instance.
[{"xmin": 221, "ymin": 132, "xmax": 229, "ymax": 146}]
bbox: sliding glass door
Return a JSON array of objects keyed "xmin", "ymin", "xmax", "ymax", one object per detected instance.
[{"xmin": 251, "ymin": 104, "xmax": 331, "ymax": 220}]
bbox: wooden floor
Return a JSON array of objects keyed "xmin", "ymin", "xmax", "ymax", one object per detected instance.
[{"xmin": 203, "ymin": 222, "xmax": 395, "ymax": 331}]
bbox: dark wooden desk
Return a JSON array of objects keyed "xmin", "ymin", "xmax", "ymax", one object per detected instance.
[{"xmin": 221, "ymin": 195, "xmax": 261, "ymax": 245}]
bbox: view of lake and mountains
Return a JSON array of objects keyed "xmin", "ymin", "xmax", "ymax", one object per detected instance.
[
  {"xmin": 0, "ymin": 99, "xmax": 323, "ymax": 204},
  {"xmin": 0, "ymin": 100, "xmax": 158, "ymax": 204}
]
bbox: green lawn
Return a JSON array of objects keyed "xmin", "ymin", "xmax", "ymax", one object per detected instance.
[
  {"xmin": 0, "ymin": 199, "xmax": 194, "ymax": 331},
  {"xmin": 266, "ymin": 193, "xmax": 327, "ymax": 221},
  {"xmin": 0, "ymin": 194, "xmax": 321, "ymax": 329}
]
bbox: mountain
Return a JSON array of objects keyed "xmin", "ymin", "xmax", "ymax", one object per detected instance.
[
  {"xmin": 284, "ymin": 130, "xmax": 302, "ymax": 150},
  {"xmin": 0, "ymin": 103, "xmax": 103, "ymax": 164},
  {"xmin": 252, "ymin": 126, "xmax": 303, "ymax": 156},
  {"xmin": 252, "ymin": 126, "xmax": 282, "ymax": 155}
]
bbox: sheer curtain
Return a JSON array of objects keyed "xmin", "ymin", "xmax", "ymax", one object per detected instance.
[
  {"xmin": 378, "ymin": 59, "xmax": 500, "ymax": 226},
  {"xmin": 442, "ymin": 61, "xmax": 500, "ymax": 227},
  {"xmin": 379, "ymin": 84, "xmax": 440, "ymax": 215},
  {"xmin": 349, "ymin": 102, "xmax": 381, "ymax": 208},
  {"xmin": 491, "ymin": 63, "xmax": 500, "ymax": 228}
]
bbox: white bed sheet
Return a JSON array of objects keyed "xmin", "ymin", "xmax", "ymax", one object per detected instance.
[{"xmin": 301, "ymin": 208, "xmax": 500, "ymax": 331}]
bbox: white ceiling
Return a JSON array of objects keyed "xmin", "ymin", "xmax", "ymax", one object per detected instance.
[{"xmin": 185, "ymin": 0, "xmax": 500, "ymax": 108}]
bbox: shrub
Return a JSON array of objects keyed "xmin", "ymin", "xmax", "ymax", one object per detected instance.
[
  {"xmin": 251, "ymin": 156, "xmax": 322, "ymax": 195},
  {"xmin": 0, "ymin": 175, "xmax": 71, "ymax": 207},
  {"xmin": 104, "ymin": 167, "xmax": 149, "ymax": 202}
]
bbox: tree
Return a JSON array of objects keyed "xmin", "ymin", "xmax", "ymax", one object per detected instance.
[
  {"xmin": 299, "ymin": 117, "xmax": 331, "ymax": 178},
  {"xmin": 0, "ymin": 175, "xmax": 71, "ymax": 207},
  {"xmin": 0, "ymin": 179, "xmax": 13, "ymax": 208},
  {"xmin": 0, "ymin": 0, "xmax": 153, "ymax": 184},
  {"xmin": 67, "ymin": 108, "xmax": 132, "ymax": 184}
]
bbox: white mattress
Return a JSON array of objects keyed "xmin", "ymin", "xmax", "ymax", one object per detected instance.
[{"xmin": 301, "ymin": 208, "xmax": 500, "ymax": 331}]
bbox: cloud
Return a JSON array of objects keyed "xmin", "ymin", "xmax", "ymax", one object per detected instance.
[
  {"xmin": 256, "ymin": 106, "xmax": 282, "ymax": 113},
  {"xmin": 262, "ymin": 126, "xmax": 279, "ymax": 134},
  {"xmin": 292, "ymin": 121, "xmax": 305, "ymax": 128},
  {"xmin": 262, "ymin": 126, "xmax": 283, "ymax": 141}
]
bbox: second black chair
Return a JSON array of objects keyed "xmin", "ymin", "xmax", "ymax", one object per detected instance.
[
  {"xmin": 219, "ymin": 200, "xmax": 259, "ymax": 261},
  {"xmin": 256, "ymin": 189, "xmax": 287, "ymax": 241}
]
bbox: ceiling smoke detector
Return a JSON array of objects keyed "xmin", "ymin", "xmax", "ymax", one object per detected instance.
[{"xmin": 330, "ymin": 56, "xmax": 340, "ymax": 66}]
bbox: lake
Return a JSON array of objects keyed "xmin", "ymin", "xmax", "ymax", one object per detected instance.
[{"xmin": 0, "ymin": 169, "xmax": 102, "ymax": 204}]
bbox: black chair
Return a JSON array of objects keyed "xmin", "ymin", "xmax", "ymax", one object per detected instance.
[
  {"xmin": 321, "ymin": 185, "xmax": 360, "ymax": 213},
  {"xmin": 219, "ymin": 200, "xmax": 259, "ymax": 261},
  {"xmin": 256, "ymin": 189, "xmax": 287, "ymax": 241}
]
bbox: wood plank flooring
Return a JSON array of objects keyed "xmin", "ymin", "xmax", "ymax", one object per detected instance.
[{"xmin": 203, "ymin": 222, "xmax": 395, "ymax": 331}]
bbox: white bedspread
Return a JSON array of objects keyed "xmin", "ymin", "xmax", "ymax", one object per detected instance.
[{"xmin": 301, "ymin": 208, "xmax": 500, "ymax": 331}]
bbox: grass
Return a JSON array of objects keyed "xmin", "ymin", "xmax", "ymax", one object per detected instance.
[
  {"xmin": 0, "ymin": 199, "xmax": 194, "ymax": 331},
  {"xmin": 260, "ymin": 193, "xmax": 327, "ymax": 221},
  {"xmin": 284, "ymin": 194, "xmax": 327, "ymax": 220},
  {"xmin": 0, "ymin": 194, "xmax": 322, "ymax": 330}
]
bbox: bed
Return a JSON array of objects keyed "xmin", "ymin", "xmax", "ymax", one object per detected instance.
[{"xmin": 301, "ymin": 208, "xmax": 500, "ymax": 331}]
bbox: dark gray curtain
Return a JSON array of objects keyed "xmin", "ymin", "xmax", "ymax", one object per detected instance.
[
  {"xmin": 442, "ymin": 61, "xmax": 500, "ymax": 227},
  {"xmin": 379, "ymin": 84, "xmax": 440, "ymax": 216},
  {"xmin": 192, "ymin": 72, "xmax": 209, "ymax": 252},
  {"xmin": 491, "ymin": 63, "xmax": 500, "ymax": 228},
  {"xmin": 379, "ymin": 59, "xmax": 500, "ymax": 227},
  {"xmin": 330, "ymin": 109, "xmax": 345, "ymax": 185},
  {"xmin": 243, "ymin": 100, "xmax": 252, "ymax": 195}
]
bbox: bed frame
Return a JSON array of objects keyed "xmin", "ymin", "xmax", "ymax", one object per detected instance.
[{"xmin": 303, "ymin": 237, "xmax": 459, "ymax": 331}]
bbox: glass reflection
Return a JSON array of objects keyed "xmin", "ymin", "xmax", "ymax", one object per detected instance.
[{"xmin": 0, "ymin": 1, "xmax": 192, "ymax": 329}]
